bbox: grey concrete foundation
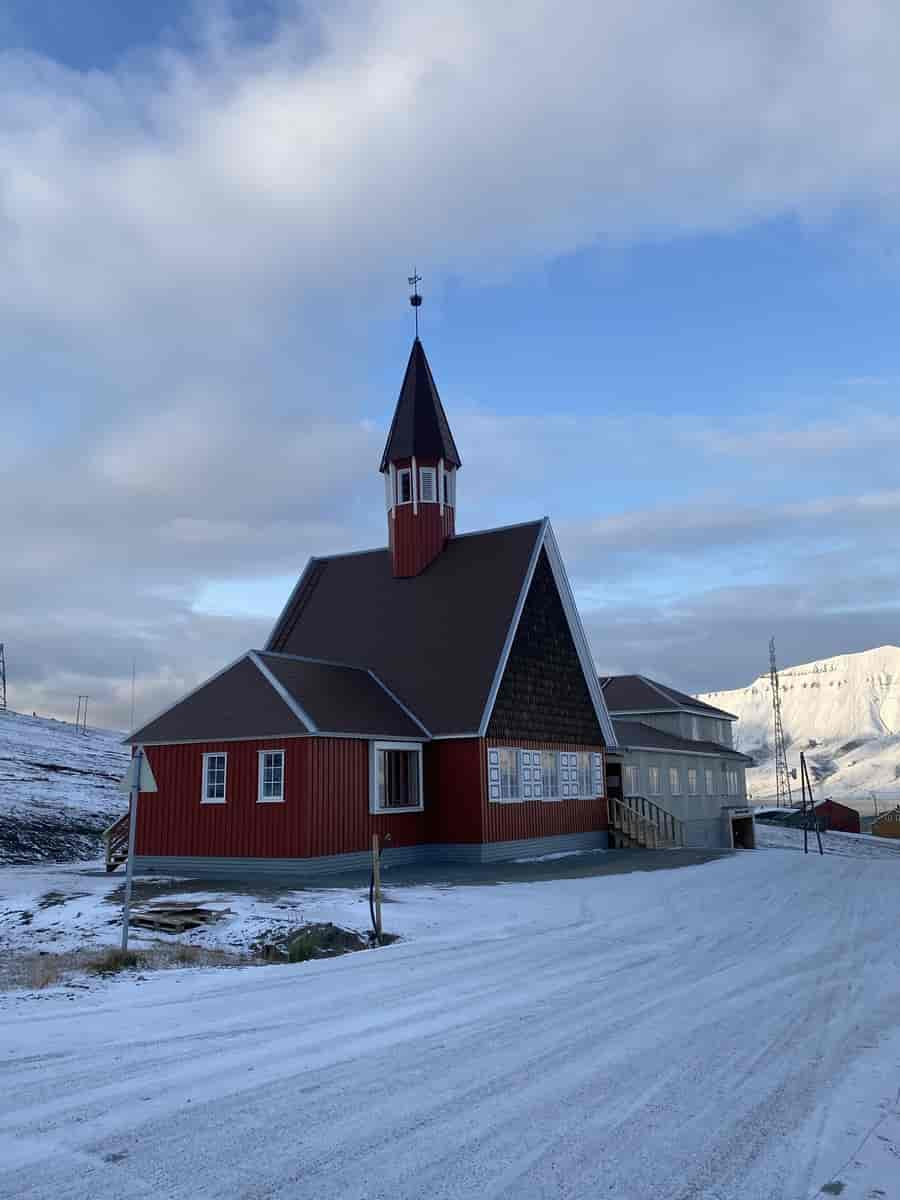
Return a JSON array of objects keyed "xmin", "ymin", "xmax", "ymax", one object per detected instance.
[{"xmin": 133, "ymin": 830, "xmax": 608, "ymax": 881}]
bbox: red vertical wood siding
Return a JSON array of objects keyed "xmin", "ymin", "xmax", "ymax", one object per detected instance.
[
  {"xmin": 482, "ymin": 739, "xmax": 608, "ymax": 843},
  {"xmin": 139, "ymin": 737, "xmax": 430, "ymax": 859},
  {"xmin": 424, "ymin": 739, "xmax": 485, "ymax": 844},
  {"xmin": 388, "ymin": 457, "xmax": 455, "ymax": 577}
]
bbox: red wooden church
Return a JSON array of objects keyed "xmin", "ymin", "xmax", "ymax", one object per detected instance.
[{"xmin": 127, "ymin": 335, "xmax": 618, "ymax": 877}]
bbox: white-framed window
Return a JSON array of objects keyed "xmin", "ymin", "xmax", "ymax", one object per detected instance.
[
  {"xmin": 648, "ymin": 765, "xmax": 662, "ymax": 795},
  {"xmin": 669, "ymin": 766, "xmax": 681, "ymax": 794},
  {"xmin": 443, "ymin": 469, "xmax": 455, "ymax": 506},
  {"xmin": 419, "ymin": 466, "xmax": 437, "ymax": 503},
  {"xmin": 625, "ymin": 763, "xmax": 640, "ymax": 795},
  {"xmin": 541, "ymin": 750, "xmax": 559, "ymax": 799},
  {"xmin": 687, "ymin": 768, "xmax": 698, "ymax": 795},
  {"xmin": 498, "ymin": 747, "xmax": 520, "ymax": 800},
  {"xmin": 577, "ymin": 751, "xmax": 593, "ymax": 797},
  {"xmin": 726, "ymin": 768, "xmax": 740, "ymax": 796},
  {"xmin": 705, "ymin": 767, "xmax": 715, "ymax": 795},
  {"xmin": 397, "ymin": 468, "xmax": 412, "ymax": 505},
  {"xmin": 201, "ymin": 752, "xmax": 227, "ymax": 803},
  {"xmin": 257, "ymin": 749, "xmax": 285, "ymax": 803},
  {"xmin": 371, "ymin": 742, "xmax": 424, "ymax": 812}
]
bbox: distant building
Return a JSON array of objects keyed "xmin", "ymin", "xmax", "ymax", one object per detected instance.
[
  {"xmin": 600, "ymin": 675, "xmax": 754, "ymax": 849},
  {"xmin": 872, "ymin": 806, "xmax": 900, "ymax": 839}
]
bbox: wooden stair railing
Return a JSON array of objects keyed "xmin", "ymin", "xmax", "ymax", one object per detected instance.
[
  {"xmin": 610, "ymin": 795, "xmax": 686, "ymax": 849},
  {"xmin": 103, "ymin": 812, "xmax": 131, "ymax": 872}
]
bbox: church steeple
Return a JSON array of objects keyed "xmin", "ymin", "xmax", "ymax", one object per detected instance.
[{"xmin": 381, "ymin": 337, "xmax": 461, "ymax": 578}]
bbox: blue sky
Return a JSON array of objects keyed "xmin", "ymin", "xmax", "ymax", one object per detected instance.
[{"xmin": 2, "ymin": 1, "xmax": 899, "ymax": 727}]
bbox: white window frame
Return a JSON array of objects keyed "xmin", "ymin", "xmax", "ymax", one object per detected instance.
[
  {"xmin": 541, "ymin": 750, "xmax": 561, "ymax": 801},
  {"xmin": 498, "ymin": 747, "xmax": 520, "ymax": 801},
  {"xmin": 726, "ymin": 768, "xmax": 740, "ymax": 797},
  {"xmin": 577, "ymin": 751, "xmax": 593, "ymax": 797},
  {"xmin": 687, "ymin": 767, "xmax": 698, "ymax": 795},
  {"xmin": 419, "ymin": 466, "xmax": 437, "ymax": 503},
  {"xmin": 257, "ymin": 749, "xmax": 285, "ymax": 804},
  {"xmin": 648, "ymin": 765, "xmax": 662, "ymax": 795},
  {"xmin": 705, "ymin": 767, "xmax": 715, "ymax": 795},
  {"xmin": 201, "ymin": 751, "xmax": 227, "ymax": 804},
  {"xmin": 443, "ymin": 468, "xmax": 455, "ymax": 507},
  {"xmin": 370, "ymin": 741, "xmax": 424, "ymax": 814},
  {"xmin": 625, "ymin": 763, "xmax": 640, "ymax": 795},
  {"xmin": 396, "ymin": 467, "xmax": 412, "ymax": 505},
  {"xmin": 669, "ymin": 766, "xmax": 681, "ymax": 795}
]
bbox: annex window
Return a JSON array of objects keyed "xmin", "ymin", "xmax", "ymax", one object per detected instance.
[
  {"xmin": 726, "ymin": 768, "xmax": 740, "ymax": 796},
  {"xmin": 541, "ymin": 750, "xmax": 560, "ymax": 799},
  {"xmin": 419, "ymin": 467, "xmax": 437, "ymax": 503},
  {"xmin": 625, "ymin": 764, "xmax": 640, "ymax": 795},
  {"xmin": 397, "ymin": 468, "xmax": 412, "ymax": 505},
  {"xmin": 258, "ymin": 750, "xmax": 285, "ymax": 803},
  {"xmin": 705, "ymin": 767, "xmax": 715, "ymax": 795},
  {"xmin": 201, "ymin": 752, "xmax": 227, "ymax": 803},
  {"xmin": 648, "ymin": 766, "xmax": 662, "ymax": 795},
  {"xmin": 669, "ymin": 766, "xmax": 681, "ymax": 794},
  {"xmin": 443, "ymin": 469, "xmax": 455, "ymax": 507},
  {"xmin": 372, "ymin": 742, "xmax": 423, "ymax": 812},
  {"xmin": 687, "ymin": 768, "xmax": 698, "ymax": 795}
]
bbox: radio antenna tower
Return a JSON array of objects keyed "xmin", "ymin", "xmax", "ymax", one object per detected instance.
[
  {"xmin": 0, "ymin": 643, "xmax": 7, "ymax": 711},
  {"xmin": 769, "ymin": 637, "xmax": 792, "ymax": 808}
]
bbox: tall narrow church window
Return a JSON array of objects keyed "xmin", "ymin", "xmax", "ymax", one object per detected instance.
[
  {"xmin": 541, "ymin": 750, "xmax": 559, "ymax": 798},
  {"xmin": 397, "ymin": 469, "xmax": 412, "ymax": 504},
  {"xmin": 372, "ymin": 742, "xmax": 424, "ymax": 812},
  {"xmin": 419, "ymin": 467, "xmax": 437, "ymax": 502},
  {"xmin": 498, "ymin": 748, "xmax": 520, "ymax": 800}
]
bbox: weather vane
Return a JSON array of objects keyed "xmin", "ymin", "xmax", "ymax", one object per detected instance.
[{"xmin": 408, "ymin": 269, "xmax": 422, "ymax": 337}]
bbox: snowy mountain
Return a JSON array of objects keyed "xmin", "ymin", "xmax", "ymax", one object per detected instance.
[
  {"xmin": 0, "ymin": 709, "xmax": 128, "ymax": 863},
  {"xmin": 700, "ymin": 645, "xmax": 900, "ymax": 815}
]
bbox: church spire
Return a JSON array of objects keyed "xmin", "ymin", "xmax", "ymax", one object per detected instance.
[{"xmin": 381, "ymin": 282, "xmax": 461, "ymax": 577}]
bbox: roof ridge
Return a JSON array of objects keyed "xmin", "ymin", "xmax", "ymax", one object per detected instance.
[
  {"xmin": 258, "ymin": 649, "xmax": 370, "ymax": 672},
  {"xmin": 248, "ymin": 651, "xmax": 317, "ymax": 732}
]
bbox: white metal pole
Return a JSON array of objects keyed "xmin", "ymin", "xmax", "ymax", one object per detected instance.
[{"xmin": 120, "ymin": 747, "xmax": 142, "ymax": 951}]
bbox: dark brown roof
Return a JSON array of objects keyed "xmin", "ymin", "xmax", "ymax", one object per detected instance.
[
  {"xmin": 129, "ymin": 655, "xmax": 309, "ymax": 744},
  {"xmin": 266, "ymin": 521, "xmax": 545, "ymax": 736},
  {"xmin": 379, "ymin": 338, "xmax": 461, "ymax": 471},
  {"xmin": 256, "ymin": 653, "xmax": 424, "ymax": 738},
  {"xmin": 612, "ymin": 719, "xmax": 753, "ymax": 761},
  {"xmin": 600, "ymin": 675, "xmax": 737, "ymax": 720},
  {"xmin": 128, "ymin": 652, "xmax": 427, "ymax": 745}
]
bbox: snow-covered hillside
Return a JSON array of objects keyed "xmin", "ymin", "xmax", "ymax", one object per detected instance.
[
  {"xmin": 0, "ymin": 710, "xmax": 128, "ymax": 864},
  {"xmin": 700, "ymin": 645, "xmax": 900, "ymax": 814}
]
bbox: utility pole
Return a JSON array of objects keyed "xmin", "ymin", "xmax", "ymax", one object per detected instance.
[
  {"xmin": 0, "ymin": 643, "xmax": 6, "ymax": 712},
  {"xmin": 769, "ymin": 637, "xmax": 792, "ymax": 808}
]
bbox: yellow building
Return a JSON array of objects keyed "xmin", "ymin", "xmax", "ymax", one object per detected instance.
[{"xmin": 872, "ymin": 806, "xmax": 900, "ymax": 839}]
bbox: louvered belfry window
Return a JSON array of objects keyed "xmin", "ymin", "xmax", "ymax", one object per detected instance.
[{"xmin": 419, "ymin": 467, "xmax": 437, "ymax": 503}]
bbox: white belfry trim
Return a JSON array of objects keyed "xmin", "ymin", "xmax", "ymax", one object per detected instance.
[{"xmin": 389, "ymin": 462, "xmax": 396, "ymax": 519}]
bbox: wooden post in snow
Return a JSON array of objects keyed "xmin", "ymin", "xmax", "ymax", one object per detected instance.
[{"xmin": 372, "ymin": 833, "xmax": 383, "ymax": 944}]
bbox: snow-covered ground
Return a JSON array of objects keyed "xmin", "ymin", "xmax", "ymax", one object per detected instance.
[
  {"xmin": 700, "ymin": 644, "xmax": 900, "ymax": 814},
  {"xmin": 0, "ymin": 709, "xmax": 128, "ymax": 863},
  {"xmin": 756, "ymin": 821, "xmax": 900, "ymax": 860},
  {"xmin": 2, "ymin": 850, "xmax": 899, "ymax": 1200}
]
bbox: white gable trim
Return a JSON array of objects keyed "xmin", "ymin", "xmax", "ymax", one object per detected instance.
[
  {"xmin": 263, "ymin": 556, "xmax": 319, "ymax": 653},
  {"xmin": 475, "ymin": 520, "xmax": 618, "ymax": 747},
  {"xmin": 542, "ymin": 522, "xmax": 618, "ymax": 749},
  {"xmin": 366, "ymin": 670, "xmax": 432, "ymax": 738},
  {"xmin": 476, "ymin": 519, "xmax": 547, "ymax": 738},
  {"xmin": 248, "ymin": 651, "xmax": 318, "ymax": 733},
  {"xmin": 123, "ymin": 652, "xmax": 252, "ymax": 745}
]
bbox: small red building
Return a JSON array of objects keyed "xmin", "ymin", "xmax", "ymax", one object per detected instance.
[
  {"xmin": 127, "ymin": 337, "xmax": 616, "ymax": 878},
  {"xmin": 813, "ymin": 799, "xmax": 861, "ymax": 834}
]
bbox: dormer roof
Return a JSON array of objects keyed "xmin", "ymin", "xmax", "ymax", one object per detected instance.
[{"xmin": 379, "ymin": 338, "xmax": 461, "ymax": 471}]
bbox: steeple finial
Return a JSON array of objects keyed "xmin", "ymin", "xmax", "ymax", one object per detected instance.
[{"xmin": 408, "ymin": 269, "xmax": 422, "ymax": 338}]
